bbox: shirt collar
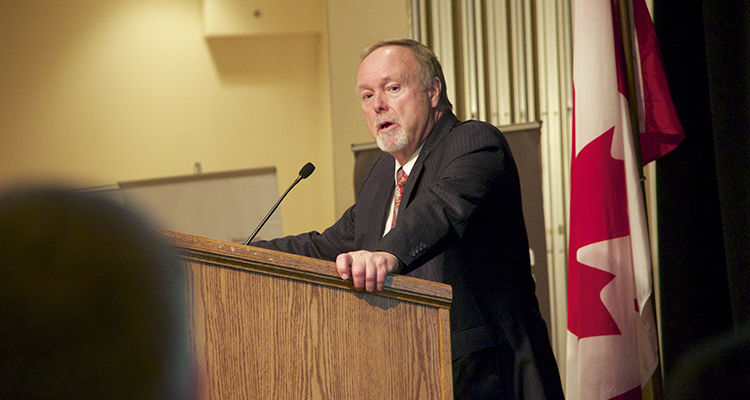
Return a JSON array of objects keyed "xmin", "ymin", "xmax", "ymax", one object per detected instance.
[{"xmin": 395, "ymin": 142, "xmax": 424, "ymax": 177}]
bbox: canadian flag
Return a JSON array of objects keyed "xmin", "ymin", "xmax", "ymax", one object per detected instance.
[{"xmin": 567, "ymin": 0, "xmax": 684, "ymax": 399}]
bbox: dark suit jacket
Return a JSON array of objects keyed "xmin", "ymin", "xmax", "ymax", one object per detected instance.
[{"xmin": 253, "ymin": 110, "xmax": 563, "ymax": 398}]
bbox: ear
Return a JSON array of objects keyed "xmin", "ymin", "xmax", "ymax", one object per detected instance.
[{"xmin": 428, "ymin": 77, "xmax": 441, "ymax": 109}]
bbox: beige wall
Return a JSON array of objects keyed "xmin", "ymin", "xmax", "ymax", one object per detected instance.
[
  {"xmin": 0, "ymin": 0, "xmax": 333, "ymax": 236},
  {"xmin": 0, "ymin": 0, "xmax": 409, "ymax": 236},
  {"xmin": 326, "ymin": 0, "xmax": 410, "ymax": 215}
]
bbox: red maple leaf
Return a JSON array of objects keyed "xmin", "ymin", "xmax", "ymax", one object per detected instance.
[{"xmin": 568, "ymin": 126, "xmax": 630, "ymax": 339}]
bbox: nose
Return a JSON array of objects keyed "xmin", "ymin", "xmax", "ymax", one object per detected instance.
[{"xmin": 372, "ymin": 92, "xmax": 388, "ymax": 113}]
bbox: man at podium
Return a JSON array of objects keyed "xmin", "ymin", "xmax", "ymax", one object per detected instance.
[{"xmin": 252, "ymin": 39, "xmax": 564, "ymax": 400}]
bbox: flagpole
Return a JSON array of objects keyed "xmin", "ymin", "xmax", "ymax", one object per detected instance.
[{"xmin": 615, "ymin": 1, "xmax": 664, "ymax": 399}]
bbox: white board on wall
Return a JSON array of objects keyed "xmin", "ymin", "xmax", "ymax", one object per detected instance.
[{"xmin": 114, "ymin": 167, "xmax": 281, "ymax": 244}]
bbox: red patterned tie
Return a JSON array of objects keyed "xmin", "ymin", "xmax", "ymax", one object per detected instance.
[{"xmin": 392, "ymin": 167, "xmax": 408, "ymax": 227}]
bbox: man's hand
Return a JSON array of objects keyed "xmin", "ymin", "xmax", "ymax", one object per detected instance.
[{"xmin": 336, "ymin": 250, "xmax": 399, "ymax": 292}]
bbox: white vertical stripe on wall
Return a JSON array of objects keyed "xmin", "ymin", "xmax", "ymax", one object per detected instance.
[{"xmin": 434, "ymin": 0, "xmax": 458, "ymax": 110}]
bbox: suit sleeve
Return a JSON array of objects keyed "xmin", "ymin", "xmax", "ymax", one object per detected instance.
[{"xmin": 250, "ymin": 205, "xmax": 357, "ymax": 262}]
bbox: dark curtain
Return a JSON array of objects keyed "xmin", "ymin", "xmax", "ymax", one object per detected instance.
[{"xmin": 653, "ymin": 0, "xmax": 750, "ymax": 393}]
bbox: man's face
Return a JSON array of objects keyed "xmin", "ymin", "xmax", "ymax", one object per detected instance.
[{"xmin": 357, "ymin": 46, "xmax": 441, "ymax": 163}]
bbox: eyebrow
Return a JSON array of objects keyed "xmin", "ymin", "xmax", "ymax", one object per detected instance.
[{"xmin": 356, "ymin": 74, "xmax": 405, "ymax": 93}]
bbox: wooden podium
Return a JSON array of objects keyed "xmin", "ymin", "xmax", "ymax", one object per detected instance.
[{"xmin": 164, "ymin": 231, "xmax": 453, "ymax": 399}]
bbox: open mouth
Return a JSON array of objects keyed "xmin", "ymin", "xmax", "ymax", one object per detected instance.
[{"xmin": 379, "ymin": 121, "xmax": 395, "ymax": 131}]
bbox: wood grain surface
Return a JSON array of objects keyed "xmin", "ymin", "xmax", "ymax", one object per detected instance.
[{"xmin": 165, "ymin": 231, "xmax": 453, "ymax": 399}]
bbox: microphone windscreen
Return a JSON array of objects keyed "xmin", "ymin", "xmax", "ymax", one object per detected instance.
[{"xmin": 299, "ymin": 162, "xmax": 315, "ymax": 179}]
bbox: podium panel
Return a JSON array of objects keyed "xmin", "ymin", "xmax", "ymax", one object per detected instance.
[{"xmin": 165, "ymin": 231, "xmax": 453, "ymax": 399}]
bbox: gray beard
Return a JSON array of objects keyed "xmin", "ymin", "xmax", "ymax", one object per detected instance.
[{"xmin": 376, "ymin": 127, "xmax": 409, "ymax": 153}]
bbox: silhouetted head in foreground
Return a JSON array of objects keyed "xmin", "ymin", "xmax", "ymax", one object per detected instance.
[{"xmin": 0, "ymin": 185, "xmax": 194, "ymax": 399}]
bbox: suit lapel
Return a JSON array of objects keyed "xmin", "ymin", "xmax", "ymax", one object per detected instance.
[
  {"xmin": 358, "ymin": 155, "xmax": 395, "ymax": 247},
  {"xmin": 374, "ymin": 166, "xmax": 394, "ymax": 237},
  {"xmin": 400, "ymin": 111, "xmax": 459, "ymax": 207}
]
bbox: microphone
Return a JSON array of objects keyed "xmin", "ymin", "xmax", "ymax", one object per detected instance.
[{"xmin": 243, "ymin": 162, "xmax": 315, "ymax": 245}]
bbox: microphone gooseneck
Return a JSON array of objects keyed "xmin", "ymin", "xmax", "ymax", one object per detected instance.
[{"xmin": 243, "ymin": 162, "xmax": 315, "ymax": 245}]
